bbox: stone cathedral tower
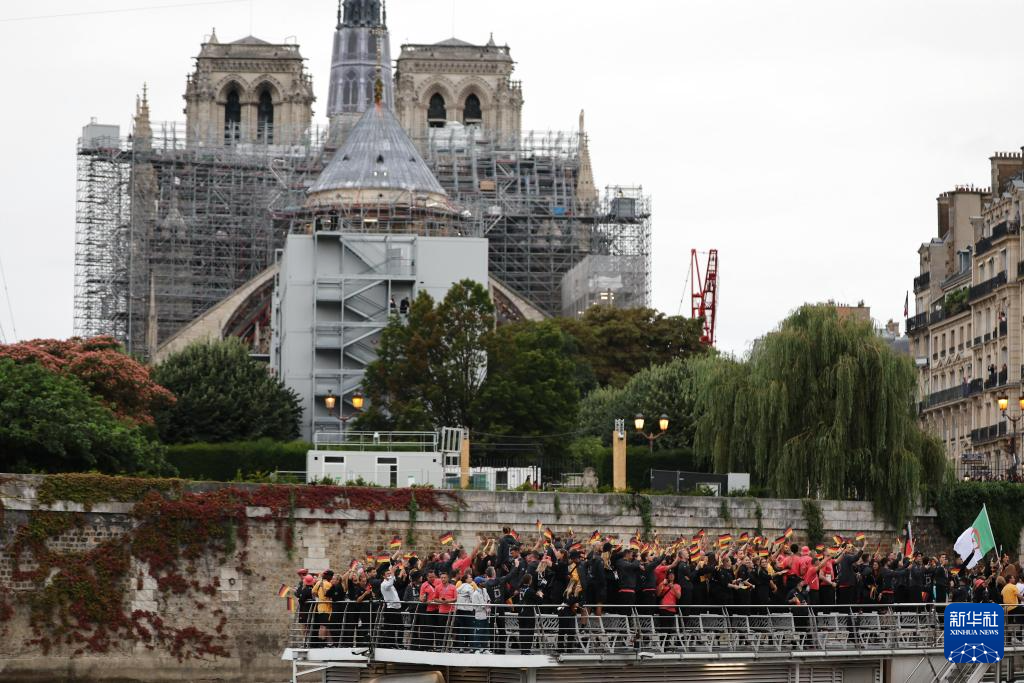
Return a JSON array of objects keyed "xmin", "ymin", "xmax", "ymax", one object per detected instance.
[{"xmin": 327, "ymin": 0, "xmax": 395, "ymax": 144}]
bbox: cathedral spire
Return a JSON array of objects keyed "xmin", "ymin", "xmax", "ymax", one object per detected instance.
[
  {"xmin": 134, "ymin": 83, "xmax": 152, "ymax": 152},
  {"xmin": 341, "ymin": 0, "xmax": 383, "ymax": 28},
  {"xmin": 576, "ymin": 109, "xmax": 598, "ymax": 212}
]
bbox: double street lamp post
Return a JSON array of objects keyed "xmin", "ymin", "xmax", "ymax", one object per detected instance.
[
  {"xmin": 997, "ymin": 394, "xmax": 1024, "ymax": 478},
  {"xmin": 634, "ymin": 413, "xmax": 670, "ymax": 454},
  {"xmin": 325, "ymin": 389, "xmax": 364, "ymax": 440}
]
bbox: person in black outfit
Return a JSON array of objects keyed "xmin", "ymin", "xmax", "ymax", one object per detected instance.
[
  {"xmin": 933, "ymin": 554, "xmax": 950, "ymax": 603},
  {"xmin": 585, "ymin": 546, "xmax": 608, "ymax": 614},
  {"xmin": 613, "ymin": 548, "xmax": 641, "ymax": 609},
  {"xmin": 835, "ymin": 546, "xmax": 860, "ymax": 605},
  {"xmin": 515, "ymin": 574, "xmax": 542, "ymax": 651}
]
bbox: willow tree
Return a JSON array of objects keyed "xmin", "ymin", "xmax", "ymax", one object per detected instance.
[{"xmin": 691, "ymin": 305, "xmax": 948, "ymax": 524}]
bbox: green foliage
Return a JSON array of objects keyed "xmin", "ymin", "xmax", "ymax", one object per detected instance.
[
  {"xmin": 754, "ymin": 500, "xmax": 764, "ymax": 536},
  {"xmin": 153, "ymin": 339, "xmax": 301, "ymax": 443},
  {"xmin": 567, "ymin": 437, "xmax": 698, "ymax": 490},
  {"xmin": 718, "ymin": 498, "xmax": 732, "ymax": 523},
  {"xmin": 802, "ymin": 498, "xmax": 824, "ymax": 547},
  {"xmin": 556, "ymin": 306, "xmax": 706, "ymax": 389},
  {"xmin": 553, "ymin": 493, "xmax": 562, "ymax": 520},
  {"xmin": 358, "ymin": 281, "xmax": 493, "ymax": 431},
  {"xmin": 36, "ymin": 473, "xmax": 184, "ymax": 510},
  {"xmin": 934, "ymin": 481, "xmax": 1024, "ymax": 555},
  {"xmin": 0, "ymin": 359, "xmax": 171, "ymax": 475},
  {"xmin": 690, "ymin": 304, "xmax": 949, "ymax": 524},
  {"xmin": 164, "ymin": 438, "xmax": 310, "ymax": 481},
  {"xmin": 943, "ymin": 288, "xmax": 969, "ymax": 317},
  {"xmin": 577, "ymin": 357, "xmax": 699, "ymax": 451},
  {"xmin": 406, "ymin": 494, "xmax": 419, "ymax": 547},
  {"xmin": 474, "ymin": 320, "xmax": 581, "ymax": 450},
  {"xmin": 620, "ymin": 493, "xmax": 653, "ymax": 537}
]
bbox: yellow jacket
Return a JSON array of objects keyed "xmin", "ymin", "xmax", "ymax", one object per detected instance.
[{"xmin": 313, "ymin": 578, "xmax": 333, "ymax": 614}]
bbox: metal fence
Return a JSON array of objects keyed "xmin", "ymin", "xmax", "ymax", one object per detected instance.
[{"xmin": 286, "ymin": 600, "xmax": 1013, "ymax": 657}]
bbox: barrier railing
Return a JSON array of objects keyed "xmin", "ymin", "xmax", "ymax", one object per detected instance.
[{"xmin": 285, "ymin": 600, "xmax": 1024, "ymax": 657}]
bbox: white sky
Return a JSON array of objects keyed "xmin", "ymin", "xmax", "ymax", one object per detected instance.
[{"xmin": 0, "ymin": 0, "xmax": 1022, "ymax": 356}]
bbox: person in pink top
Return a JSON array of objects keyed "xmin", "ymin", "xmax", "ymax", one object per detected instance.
[
  {"xmin": 803, "ymin": 556, "xmax": 820, "ymax": 605},
  {"xmin": 435, "ymin": 572, "xmax": 458, "ymax": 616},
  {"xmin": 656, "ymin": 569, "xmax": 682, "ymax": 636}
]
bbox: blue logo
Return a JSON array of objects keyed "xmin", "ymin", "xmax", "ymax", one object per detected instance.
[{"xmin": 944, "ymin": 603, "xmax": 1004, "ymax": 663}]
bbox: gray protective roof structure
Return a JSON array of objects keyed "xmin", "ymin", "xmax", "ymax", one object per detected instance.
[{"xmin": 308, "ymin": 104, "xmax": 446, "ymax": 198}]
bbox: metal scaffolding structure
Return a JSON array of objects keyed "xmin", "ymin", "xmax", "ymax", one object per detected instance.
[
  {"xmin": 74, "ymin": 122, "xmax": 326, "ymax": 357},
  {"xmin": 75, "ymin": 119, "xmax": 651, "ymax": 354},
  {"xmin": 414, "ymin": 126, "xmax": 651, "ymax": 317}
]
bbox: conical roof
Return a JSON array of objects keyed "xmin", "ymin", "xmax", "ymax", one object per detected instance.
[{"xmin": 308, "ymin": 104, "xmax": 446, "ymax": 199}]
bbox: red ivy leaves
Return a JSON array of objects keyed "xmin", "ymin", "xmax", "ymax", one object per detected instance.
[{"xmin": 8, "ymin": 481, "xmax": 455, "ymax": 661}]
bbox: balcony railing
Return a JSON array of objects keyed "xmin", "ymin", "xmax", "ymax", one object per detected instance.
[
  {"xmin": 906, "ymin": 312, "xmax": 928, "ymax": 333},
  {"xmin": 969, "ymin": 271, "xmax": 1007, "ymax": 302},
  {"xmin": 286, "ymin": 601, "xmax": 969, "ymax": 658},
  {"xmin": 929, "ymin": 308, "xmax": 946, "ymax": 325},
  {"xmin": 913, "ymin": 271, "xmax": 930, "ymax": 292},
  {"xmin": 924, "ymin": 384, "xmax": 970, "ymax": 408},
  {"xmin": 971, "ymin": 422, "xmax": 1008, "ymax": 444}
]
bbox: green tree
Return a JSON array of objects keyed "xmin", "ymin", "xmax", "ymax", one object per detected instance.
[
  {"xmin": 152, "ymin": 339, "xmax": 301, "ymax": 443},
  {"xmin": 556, "ymin": 307, "xmax": 706, "ymax": 389},
  {"xmin": 357, "ymin": 280, "xmax": 493, "ymax": 430},
  {"xmin": 690, "ymin": 304, "xmax": 948, "ymax": 524},
  {"xmin": 577, "ymin": 356, "xmax": 699, "ymax": 451},
  {"xmin": 0, "ymin": 359, "xmax": 169, "ymax": 474},
  {"xmin": 474, "ymin": 320, "xmax": 581, "ymax": 445}
]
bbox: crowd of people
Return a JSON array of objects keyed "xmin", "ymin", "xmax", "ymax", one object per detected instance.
[{"xmin": 288, "ymin": 527, "xmax": 1023, "ymax": 652}]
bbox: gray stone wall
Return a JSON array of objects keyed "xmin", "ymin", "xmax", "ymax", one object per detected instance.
[{"xmin": 0, "ymin": 475, "xmax": 946, "ymax": 682}]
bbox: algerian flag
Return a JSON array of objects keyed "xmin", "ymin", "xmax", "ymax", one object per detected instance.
[{"xmin": 953, "ymin": 505, "xmax": 996, "ymax": 569}]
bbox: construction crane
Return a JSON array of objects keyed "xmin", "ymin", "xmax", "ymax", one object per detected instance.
[{"xmin": 690, "ymin": 249, "xmax": 718, "ymax": 346}]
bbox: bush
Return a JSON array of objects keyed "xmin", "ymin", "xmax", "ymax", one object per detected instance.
[
  {"xmin": 165, "ymin": 439, "xmax": 310, "ymax": 481},
  {"xmin": 934, "ymin": 481, "xmax": 1024, "ymax": 555},
  {"xmin": 565, "ymin": 437, "xmax": 701, "ymax": 491}
]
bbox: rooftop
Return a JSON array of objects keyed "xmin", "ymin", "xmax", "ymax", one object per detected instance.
[{"xmin": 307, "ymin": 104, "xmax": 447, "ymax": 200}]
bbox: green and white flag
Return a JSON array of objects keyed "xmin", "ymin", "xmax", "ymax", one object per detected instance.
[{"xmin": 953, "ymin": 505, "xmax": 996, "ymax": 569}]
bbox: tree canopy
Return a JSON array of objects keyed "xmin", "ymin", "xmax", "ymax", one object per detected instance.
[
  {"xmin": 0, "ymin": 336, "xmax": 174, "ymax": 425},
  {"xmin": 690, "ymin": 304, "xmax": 947, "ymax": 523},
  {"xmin": 152, "ymin": 338, "xmax": 302, "ymax": 443},
  {"xmin": 474, "ymin": 320, "xmax": 581, "ymax": 444},
  {"xmin": 0, "ymin": 358, "xmax": 169, "ymax": 474},
  {"xmin": 555, "ymin": 307, "xmax": 706, "ymax": 389},
  {"xmin": 358, "ymin": 280, "xmax": 493, "ymax": 431}
]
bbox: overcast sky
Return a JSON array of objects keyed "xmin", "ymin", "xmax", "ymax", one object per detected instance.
[{"xmin": 1, "ymin": 0, "xmax": 1022, "ymax": 356}]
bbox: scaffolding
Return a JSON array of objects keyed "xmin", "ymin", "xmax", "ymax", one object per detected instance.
[
  {"xmin": 75, "ymin": 119, "xmax": 651, "ymax": 353},
  {"xmin": 74, "ymin": 122, "xmax": 326, "ymax": 357},
  {"xmin": 414, "ymin": 127, "xmax": 651, "ymax": 317}
]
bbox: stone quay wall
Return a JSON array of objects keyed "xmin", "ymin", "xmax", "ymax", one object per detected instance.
[{"xmin": 0, "ymin": 474, "xmax": 947, "ymax": 682}]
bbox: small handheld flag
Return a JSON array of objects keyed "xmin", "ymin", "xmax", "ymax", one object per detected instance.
[
  {"xmin": 738, "ymin": 532, "xmax": 750, "ymax": 543},
  {"xmin": 589, "ymin": 530, "xmax": 601, "ymax": 543},
  {"xmin": 277, "ymin": 583, "xmax": 291, "ymax": 598},
  {"xmin": 855, "ymin": 532, "xmax": 866, "ymax": 544},
  {"xmin": 784, "ymin": 526, "xmax": 794, "ymax": 539},
  {"xmin": 717, "ymin": 533, "xmax": 732, "ymax": 549},
  {"xmin": 377, "ymin": 553, "xmax": 391, "ymax": 564},
  {"xmin": 832, "ymin": 534, "xmax": 844, "ymax": 546},
  {"xmin": 543, "ymin": 528, "xmax": 554, "ymax": 541},
  {"xmin": 536, "ymin": 519, "xmax": 543, "ymax": 531},
  {"xmin": 389, "ymin": 536, "xmax": 402, "ymax": 550},
  {"xmin": 286, "ymin": 596, "xmax": 296, "ymax": 612},
  {"xmin": 440, "ymin": 531, "xmax": 455, "ymax": 546}
]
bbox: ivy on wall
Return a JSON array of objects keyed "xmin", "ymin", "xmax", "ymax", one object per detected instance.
[{"xmin": 4, "ymin": 474, "xmax": 456, "ymax": 660}]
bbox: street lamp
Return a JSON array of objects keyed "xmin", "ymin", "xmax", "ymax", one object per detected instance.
[
  {"xmin": 997, "ymin": 394, "xmax": 1024, "ymax": 478},
  {"xmin": 324, "ymin": 389, "xmax": 364, "ymax": 440},
  {"xmin": 634, "ymin": 413, "xmax": 670, "ymax": 454}
]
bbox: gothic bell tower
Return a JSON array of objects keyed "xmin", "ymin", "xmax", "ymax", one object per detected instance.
[{"xmin": 326, "ymin": 0, "xmax": 395, "ymax": 145}]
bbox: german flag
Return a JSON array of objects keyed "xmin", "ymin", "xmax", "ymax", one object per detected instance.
[
  {"xmin": 717, "ymin": 533, "xmax": 732, "ymax": 548},
  {"xmin": 783, "ymin": 526, "xmax": 794, "ymax": 539},
  {"xmin": 536, "ymin": 519, "xmax": 543, "ymax": 531},
  {"xmin": 543, "ymin": 528, "xmax": 554, "ymax": 541},
  {"xmin": 277, "ymin": 583, "xmax": 291, "ymax": 598},
  {"xmin": 832, "ymin": 534, "xmax": 844, "ymax": 546},
  {"xmin": 365, "ymin": 553, "xmax": 374, "ymax": 565},
  {"xmin": 629, "ymin": 537, "xmax": 642, "ymax": 550},
  {"xmin": 402, "ymin": 552, "xmax": 417, "ymax": 560},
  {"xmin": 738, "ymin": 532, "xmax": 750, "ymax": 543},
  {"xmin": 589, "ymin": 530, "xmax": 601, "ymax": 543},
  {"xmin": 286, "ymin": 596, "xmax": 296, "ymax": 612},
  {"xmin": 950, "ymin": 568, "xmax": 961, "ymax": 576},
  {"xmin": 510, "ymin": 529, "xmax": 520, "ymax": 541},
  {"xmin": 773, "ymin": 534, "xmax": 786, "ymax": 546},
  {"xmin": 569, "ymin": 542, "xmax": 583, "ymax": 552},
  {"xmin": 828, "ymin": 546, "xmax": 840, "ymax": 556},
  {"xmin": 377, "ymin": 554, "xmax": 391, "ymax": 564},
  {"xmin": 389, "ymin": 536, "xmax": 402, "ymax": 550},
  {"xmin": 696, "ymin": 529, "xmax": 706, "ymax": 538},
  {"xmin": 855, "ymin": 532, "xmax": 866, "ymax": 543},
  {"xmin": 753, "ymin": 535, "xmax": 764, "ymax": 547},
  {"xmin": 688, "ymin": 541, "xmax": 700, "ymax": 554},
  {"xmin": 815, "ymin": 544, "xmax": 825, "ymax": 552},
  {"xmin": 757, "ymin": 549, "xmax": 769, "ymax": 558},
  {"xmin": 439, "ymin": 531, "xmax": 455, "ymax": 546}
]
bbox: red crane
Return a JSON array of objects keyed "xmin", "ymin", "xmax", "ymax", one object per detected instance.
[{"xmin": 690, "ymin": 249, "xmax": 719, "ymax": 346}]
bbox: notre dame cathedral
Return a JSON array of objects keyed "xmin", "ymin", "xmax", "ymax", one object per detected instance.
[{"xmin": 74, "ymin": 0, "xmax": 651, "ymax": 360}]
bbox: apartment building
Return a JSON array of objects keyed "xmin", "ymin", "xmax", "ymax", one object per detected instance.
[{"xmin": 908, "ymin": 152, "xmax": 1024, "ymax": 479}]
